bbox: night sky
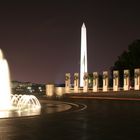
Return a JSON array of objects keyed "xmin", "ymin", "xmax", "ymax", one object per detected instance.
[{"xmin": 0, "ymin": 1, "xmax": 140, "ymax": 84}]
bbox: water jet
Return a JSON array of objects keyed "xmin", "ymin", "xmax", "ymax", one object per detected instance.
[{"xmin": 0, "ymin": 49, "xmax": 41, "ymax": 118}]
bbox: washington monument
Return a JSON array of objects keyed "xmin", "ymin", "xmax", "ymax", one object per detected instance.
[{"xmin": 80, "ymin": 23, "xmax": 88, "ymax": 87}]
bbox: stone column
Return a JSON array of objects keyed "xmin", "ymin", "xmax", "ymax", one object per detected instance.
[
  {"xmin": 113, "ymin": 70, "xmax": 119, "ymax": 91},
  {"xmin": 55, "ymin": 87, "xmax": 65, "ymax": 97},
  {"xmin": 46, "ymin": 84, "xmax": 55, "ymax": 97},
  {"xmin": 83, "ymin": 72, "xmax": 88, "ymax": 92},
  {"xmin": 74, "ymin": 73, "xmax": 79, "ymax": 93},
  {"xmin": 134, "ymin": 68, "xmax": 140, "ymax": 90},
  {"xmin": 93, "ymin": 72, "xmax": 98, "ymax": 92},
  {"xmin": 65, "ymin": 73, "xmax": 71, "ymax": 93},
  {"xmin": 103, "ymin": 71, "xmax": 109, "ymax": 92},
  {"xmin": 123, "ymin": 70, "xmax": 130, "ymax": 91}
]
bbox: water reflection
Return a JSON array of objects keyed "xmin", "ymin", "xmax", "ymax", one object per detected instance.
[
  {"xmin": 0, "ymin": 109, "xmax": 41, "ymax": 118},
  {"xmin": 1, "ymin": 99, "xmax": 140, "ymax": 140},
  {"xmin": 44, "ymin": 102, "xmax": 71, "ymax": 114},
  {"xmin": 0, "ymin": 101, "xmax": 73, "ymax": 118}
]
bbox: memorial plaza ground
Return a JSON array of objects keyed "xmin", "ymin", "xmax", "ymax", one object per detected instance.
[{"xmin": 0, "ymin": 93, "xmax": 140, "ymax": 140}]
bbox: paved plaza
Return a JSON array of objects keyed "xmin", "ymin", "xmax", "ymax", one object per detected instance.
[{"xmin": 0, "ymin": 98, "xmax": 140, "ymax": 140}]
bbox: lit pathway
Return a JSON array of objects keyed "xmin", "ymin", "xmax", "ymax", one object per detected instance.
[{"xmin": 69, "ymin": 96, "xmax": 140, "ymax": 101}]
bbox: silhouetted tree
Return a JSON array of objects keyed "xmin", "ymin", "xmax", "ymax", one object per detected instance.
[{"xmin": 111, "ymin": 40, "xmax": 140, "ymax": 87}]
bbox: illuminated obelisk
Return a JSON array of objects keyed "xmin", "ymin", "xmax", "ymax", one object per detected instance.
[{"xmin": 80, "ymin": 23, "xmax": 88, "ymax": 87}]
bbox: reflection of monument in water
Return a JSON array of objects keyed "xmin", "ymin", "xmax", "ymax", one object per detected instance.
[{"xmin": 0, "ymin": 49, "xmax": 41, "ymax": 118}]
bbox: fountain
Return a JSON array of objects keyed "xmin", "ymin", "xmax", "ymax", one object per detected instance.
[{"xmin": 0, "ymin": 49, "xmax": 41, "ymax": 118}]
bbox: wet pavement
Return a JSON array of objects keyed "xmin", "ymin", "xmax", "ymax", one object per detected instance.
[{"xmin": 0, "ymin": 98, "xmax": 140, "ymax": 140}]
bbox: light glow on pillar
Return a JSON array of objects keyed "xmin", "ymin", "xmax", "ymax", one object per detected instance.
[{"xmin": 80, "ymin": 23, "xmax": 88, "ymax": 87}]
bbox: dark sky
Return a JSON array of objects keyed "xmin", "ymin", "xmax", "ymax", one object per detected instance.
[{"xmin": 0, "ymin": 1, "xmax": 140, "ymax": 84}]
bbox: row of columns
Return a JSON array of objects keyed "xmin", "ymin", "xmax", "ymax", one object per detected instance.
[{"xmin": 65, "ymin": 69, "xmax": 140, "ymax": 93}]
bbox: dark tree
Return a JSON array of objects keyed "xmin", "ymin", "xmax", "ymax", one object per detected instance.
[{"xmin": 111, "ymin": 40, "xmax": 140, "ymax": 87}]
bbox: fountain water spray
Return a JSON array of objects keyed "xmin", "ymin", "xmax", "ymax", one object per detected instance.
[
  {"xmin": 0, "ymin": 49, "xmax": 12, "ymax": 110},
  {"xmin": 0, "ymin": 49, "xmax": 41, "ymax": 118}
]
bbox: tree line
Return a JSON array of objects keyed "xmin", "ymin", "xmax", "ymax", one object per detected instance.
[{"xmin": 111, "ymin": 39, "xmax": 140, "ymax": 87}]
